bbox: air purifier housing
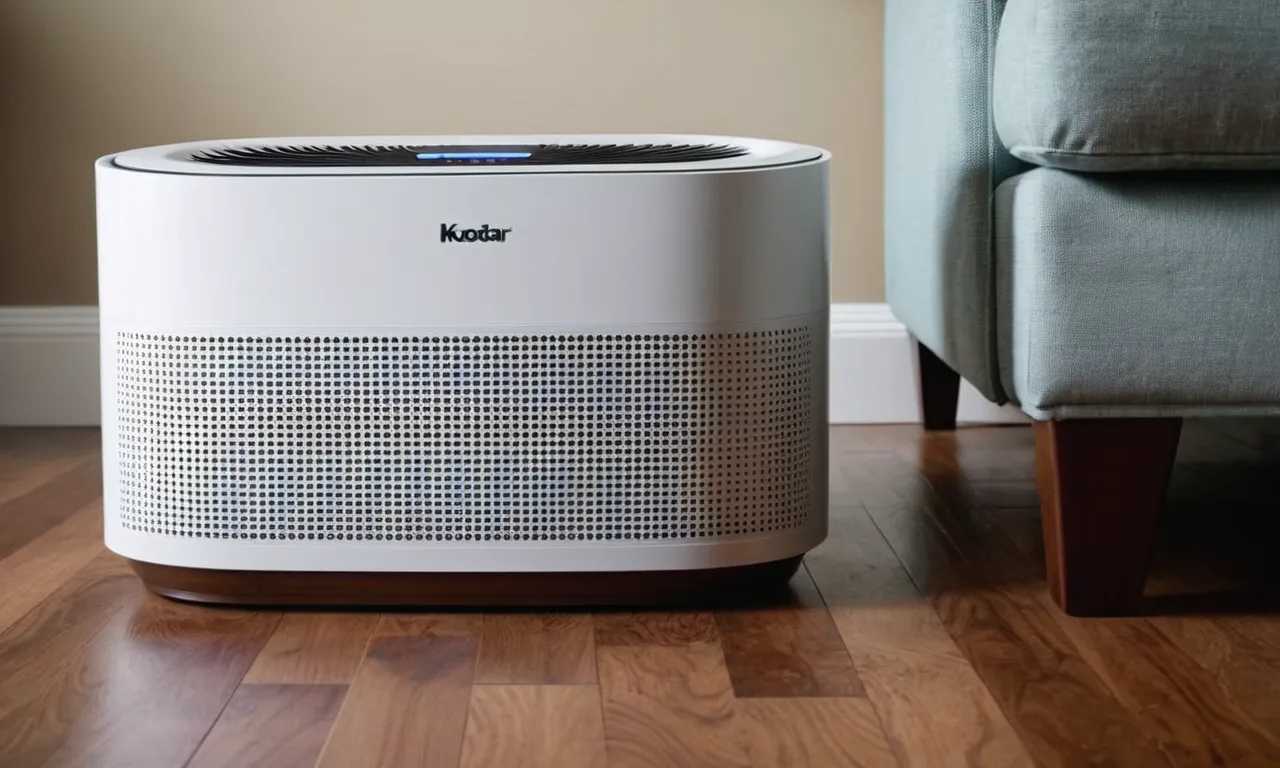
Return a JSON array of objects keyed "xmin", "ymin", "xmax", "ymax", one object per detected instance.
[{"xmin": 96, "ymin": 134, "xmax": 830, "ymax": 605}]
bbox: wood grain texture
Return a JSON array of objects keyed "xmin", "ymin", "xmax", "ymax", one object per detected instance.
[
  {"xmin": 937, "ymin": 424, "xmax": 1280, "ymax": 764},
  {"xmin": 2, "ymin": 422, "xmax": 1280, "ymax": 768},
  {"xmin": 994, "ymin": 490, "xmax": 1280, "ymax": 755},
  {"xmin": 714, "ymin": 568, "xmax": 863, "ymax": 697},
  {"xmin": 599, "ymin": 642, "xmax": 749, "ymax": 768},
  {"xmin": 1154, "ymin": 612, "xmax": 1280, "ymax": 745},
  {"xmin": 460, "ymin": 685, "xmax": 607, "ymax": 768},
  {"xmin": 187, "ymin": 684, "xmax": 347, "ymax": 768},
  {"xmin": 806, "ymin": 505, "xmax": 1032, "ymax": 768},
  {"xmin": 867, "ymin": 501, "xmax": 1175, "ymax": 767},
  {"xmin": 841, "ymin": 452, "xmax": 941, "ymax": 510},
  {"xmin": 317, "ymin": 634, "xmax": 477, "ymax": 768},
  {"xmin": 737, "ymin": 698, "xmax": 900, "ymax": 768},
  {"xmin": 474, "ymin": 613, "xmax": 596, "ymax": 684},
  {"xmin": 375, "ymin": 612, "xmax": 484, "ymax": 637},
  {"xmin": 0, "ymin": 457, "xmax": 101, "ymax": 561},
  {"xmin": 893, "ymin": 425, "xmax": 1039, "ymax": 512},
  {"xmin": 0, "ymin": 552, "xmax": 139, "ymax": 766},
  {"xmin": 1045, "ymin": 611, "xmax": 1280, "ymax": 766},
  {"xmin": 1150, "ymin": 423, "xmax": 1280, "ymax": 745},
  {"xmin": 37, "ymin": 592, "xmax": 280, "ymax": 768},
  {"xmin": 0, "ymin": 428, "xmax": 100, "ymax": 506},
  {"xmin": 0, "ymin": 502, "xmax": 104, "ymax": 637},
  {"xmin": 594, "ymin": 611, "xmax": 719, "ymax": 647},
  {"xmin": 243, "ymin": 612, "xmax": 378, "ymax": 683}
]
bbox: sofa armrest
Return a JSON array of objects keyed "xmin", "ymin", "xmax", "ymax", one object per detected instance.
[{"xmin": 884, "ymin": 0, "xmax": 1027, "ymax": 403}]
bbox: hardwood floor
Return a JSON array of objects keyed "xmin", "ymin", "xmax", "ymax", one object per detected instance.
[{"xmin": 1, "ymin": 420, "xmax": 1278, "ymax": 767}]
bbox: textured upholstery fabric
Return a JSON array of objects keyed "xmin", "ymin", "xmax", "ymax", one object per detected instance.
[
  {"xmin": 884, "ymin": 0, "xmax": 1029, "ymax": 403},
  {"xmin": 996, "ymin": 169, "xmax": 1280, "ymax": 420},
  {"xmin": 994, "ymin": 0, "xmax": 1280, "ymax": 172}
]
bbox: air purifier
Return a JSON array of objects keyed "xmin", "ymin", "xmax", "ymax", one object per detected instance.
[{"xmin": 95, "ymin": 134, "xmax": 831, "ymax": 605}]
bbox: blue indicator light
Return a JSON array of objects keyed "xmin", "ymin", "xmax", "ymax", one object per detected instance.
[{"xmin": 416, "ymin": 151, "xmax": 532, "ymax": 160}]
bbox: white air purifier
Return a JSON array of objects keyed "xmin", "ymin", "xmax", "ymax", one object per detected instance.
[{"xmin": 95, "ymin": 134, "xmax": 831, "ymax": 606}]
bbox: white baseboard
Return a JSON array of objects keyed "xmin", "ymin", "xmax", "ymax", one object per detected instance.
[
  {"xmin": 0, "ymin": 307, "xmax": 101, "ymax": 427},
  {"xmin": 829, "ymin": 304, "xmax": 1027, "ymax": 425},
  {"xmin": 0, "ymin": 304, "xmax": 1027, "ymax": 427}
]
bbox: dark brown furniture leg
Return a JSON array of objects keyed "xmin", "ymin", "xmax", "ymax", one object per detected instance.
[
  {"xmin": 1034, "ymin": 418, "xmax": 1182, "ymax": 616},
  {"xmin": 916, "ymin": 339, "xmax": 961, "ymax": 431}
]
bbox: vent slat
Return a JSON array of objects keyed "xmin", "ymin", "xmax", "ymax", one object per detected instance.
[{"xmin": 191, "ymin": 142, "xmax": 751, "ymax": 167}]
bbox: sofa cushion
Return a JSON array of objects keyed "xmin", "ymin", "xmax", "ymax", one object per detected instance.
[
  {"xmin": 995, "ymin": 168, "xmax": 1280, "ymax": 420},
  {"xmin": 993, "ymin": 0, "xmax": 1280, "ymax": 171}
]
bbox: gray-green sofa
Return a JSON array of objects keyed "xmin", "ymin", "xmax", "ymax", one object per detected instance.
[{"xmin": 884, "ymin": 0, "xmax": 1280, "ymax": 615}]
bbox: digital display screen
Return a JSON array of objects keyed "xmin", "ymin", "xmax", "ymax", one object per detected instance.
[
  {"xmin": 413, "ymin": 146, "xmax": 536, "ymax": 164},
  {"xmin": 416, "ymin": 151, "xmax": 532, "ymax": 160}
]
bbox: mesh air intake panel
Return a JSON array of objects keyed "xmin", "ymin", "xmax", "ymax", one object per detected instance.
[
  {"xmin": 114, "ymin": 326, "xmax": 820, "ymax": 544},
  {"xmin": 190, "ymin": 142, "xmax": 752, "ymax": 167}
]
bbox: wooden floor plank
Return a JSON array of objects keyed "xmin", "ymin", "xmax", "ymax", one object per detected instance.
[
  {"xmin": 0, "ymin": 458, "xmax": 102, "ymax": 561},
  {"xmin": 840, "ymin": 453, "xmax": 943, "ymax": 511},
  {"xmin": 0, "ymin": 428, "xmax": 100, "ymax": 507},
  {"xmin": 375, "ymin": 613, "xmax": 483, "ymax": 637},
  {"xmin": 896, "ymin": 427, "xmax": 1040, "ymax": 512},
  {"xmin": 0, "ymin": 422, "xmax": 1276, "ymax": 768},
  {"xmin": 1152, "ymin": 611, "xmax": 1280, "ymax": 743},
  {"xmin": 991, "ymin": 501, "xmax": 1280, "ymax": 763},
  {"xmin": 36, "ymin": 590, "xmax": 280, "ymax": 768},
  {"xmin": 1140, "ymin": 438, "xmax": 1280, "ymax": 746},
  {"xmin": 186, "ymin": 684, "xmax": 347, "ymax": 768},
  {"xmin": 474, "ymin": 614, "xmax": 595, "ymax": 684},
  {"xmin": 1048, "ymin": 612, "xmax": 1280, "ymax": 766},
  {"xmin": 594, "ymin": 611, "xmax": 718, "ymax": 647},
  {"xmin": 459, "ymin": 685, "xmax": 607, "ymax": 768},
  {"xmin": 714, "ymin": 568, "xmax": 864, "ymax": 697},
  {"xmin": 865, "ymin": 499, "xmax": 1174, "ymax": 767},
  {"xmin": 316, "ymin": 634, "xmax": 476, "ymax": 768},
  {"xmin": 243, "ymin": 612, "xmax": 378, "ymax": 684},
  {"xmin": 805, "ymin": 505, "xmax": 1033, "ymax": 768},
  {"xmin": 0, "ymin": 552, "xmax": 139, "ymax": 766},
  {"xmin": 598, "ymin": 642, "xmax": 749, "ymax": 768},
  {"xmin": 737, "ymin": 698, "xmax": 900, "ymax": 768},
  {"xmin": 0, "ymin": 502, "xmax": 105, "ymax": 637}
]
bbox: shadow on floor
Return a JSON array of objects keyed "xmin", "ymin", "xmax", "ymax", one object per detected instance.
[{"xmin": 894, "ymin": 418, "xmax": 1280, "ymax": 617}]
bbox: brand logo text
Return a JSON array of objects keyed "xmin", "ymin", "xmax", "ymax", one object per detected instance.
[{"xmin": 440, "ymin": 223, "xmax": 512, "ymax": 243}]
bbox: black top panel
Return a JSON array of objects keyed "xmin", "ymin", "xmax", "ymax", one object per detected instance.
[{"xmin": 190, "ymin": 143, "xmax": 752, "ymax": 167}]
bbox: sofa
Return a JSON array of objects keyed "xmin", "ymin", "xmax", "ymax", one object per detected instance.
[{"xmin": 884, "ymin": 0, "xmax": 1280, "ymax": 615}]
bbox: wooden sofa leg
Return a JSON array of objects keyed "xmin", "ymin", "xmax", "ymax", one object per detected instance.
[
  {"xmin": 916, "ymin": 340, "xmax": 961, "ymax": 430},
  {"xmin": 1034, "ymin": 418, "xmax": 1182, "ymax": 616}
]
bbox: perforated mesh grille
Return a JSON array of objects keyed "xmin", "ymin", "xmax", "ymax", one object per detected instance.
[{"xmin": 113, "ymin": 326, "xmax": 819, "ymax": 543}]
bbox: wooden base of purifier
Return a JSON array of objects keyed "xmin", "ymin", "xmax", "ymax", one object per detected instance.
[{"xmin": 128, "ymin": 556, "xmax": 804, "ymax": 608}]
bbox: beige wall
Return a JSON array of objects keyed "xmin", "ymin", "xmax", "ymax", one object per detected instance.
[{"xmin": 0, "ymin": 0, "xmax": 883, "ymax": 306}]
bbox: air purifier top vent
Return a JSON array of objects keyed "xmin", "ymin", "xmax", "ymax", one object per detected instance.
[
  {"xmin": 190, "ymin": 142, "xmax": 752, "ymax": 167},
  {"xmin": 107, "ymin": 134, "xmax": 826, "ymax": 176}
]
